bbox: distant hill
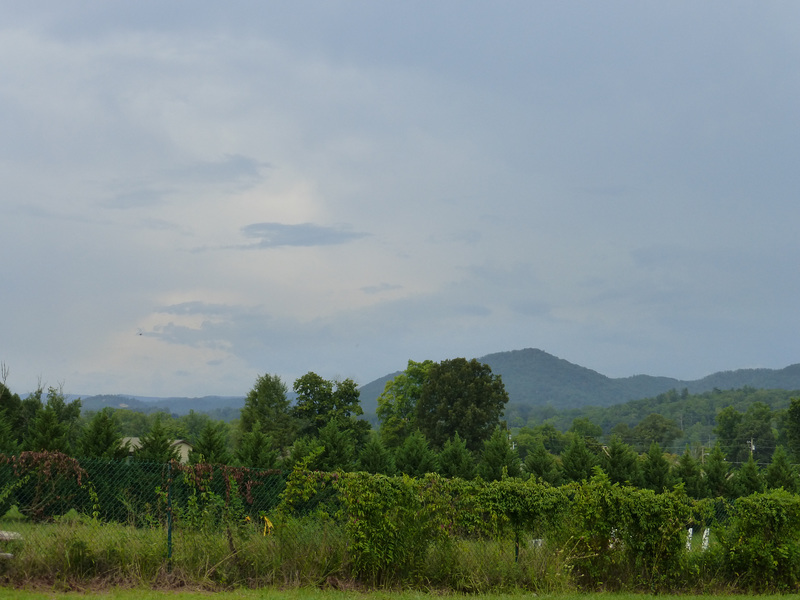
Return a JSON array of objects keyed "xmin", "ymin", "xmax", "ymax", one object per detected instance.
[
  {"xmin": 359, "ymin": 348, "xmax": 800, "ymax": 414},
  {"xmin": 81, "ymin": 394, "xmax": 246, "ymax": 421},
  {"xmin": 78, "ymin": 348, "xmax": 800, "ymax": 422}
]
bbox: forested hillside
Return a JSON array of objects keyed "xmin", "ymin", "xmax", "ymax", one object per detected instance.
[{"xmin": 359, "ymin": 348, "xmax": 800, "ymax": 415}]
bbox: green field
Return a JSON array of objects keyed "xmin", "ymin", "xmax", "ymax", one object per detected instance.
[{"xmin": 1, "ymin": 593, "xmax": 799, "ymax": 600}]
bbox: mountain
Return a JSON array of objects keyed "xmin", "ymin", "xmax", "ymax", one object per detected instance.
[
  {"xmin": 77, "ymin": 348, "xmax": 800, "ymax": 421},
  {"xmin": 358, "ymin": 348, "xmax": 800, "ymax": 414},
  {"xmin": 80, "ymin": 394, "xmax": 246, "ymax": 420}
]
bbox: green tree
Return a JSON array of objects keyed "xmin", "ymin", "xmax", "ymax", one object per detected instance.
[
  {"xmin": 784, "ymin": 397, "xmax": 800, "ymax": 461},
  {"xmin": 0, "ymin": 409, "xmax": 18, "ymax": 455},
  {"xmin": 765, "ymin": 446, "xmax": 799, "ymax": 493},
  {"xmin": 630, "ymin": 413, "xmax": 682, "ymax": 452},
  {"xmin": 733, "ymin": 453, "xmax": 764, "ymax": 496},
  {"xmin": 416, "ymin": 358, "xmax": 509, "ymax": 452},
  {"xmin": 0, "ymin": 380, "xmax": 24, "ymax": 443},
  {"xmin": 283, "ymin": 436, "xmax": 324, "ymax": 471},
  {"xmin": 477, "ymin": 427, "xmax": 521, "ymax": 481},
  {"xmin": 240, "ymin": 373, "xmax": 295, "ymax": 451},
  {"xmin": 356, "ymin": 433, "xmax": 396, "ymax": 475},
  {"xmin": 560, "ymin": 434, "xmax": 598, "ymax": 483},
  {"xmin": 43, "ymin": 387, "xmax": 82, "ymax": 450},
  {"xmin": 316, "ymin": 419, "xmax": 357, "ymax": 472},
  {"xmin": 438, "ymin": 432, "xmax": 476, "ymax": 480},
  {"xmin": 376, "ymin": 359, "xmax": 434, "ymax": 448},
  {"xmin": 603, "ymin": 434, "xmax": 642, "ymax": 486},
  {"xmin": 703, "ymin": 443, "xmax": 732, "ymax": 498},
  {"xmin": 292, "ymin": 372, "xmax": 367, "ymax": 440},
  {"xmin": 674, "ymin": 447, "xmax": 706, "ymax": 499},
  {"xmin": 523, "ymin": 438, "xmax": 561, "ymax": 485},
  {"xmin": 234, "ymin": 421, "xmax": 279, "ymax": 469},
  {"xmin": 24, "ymin": 406, "xmax": 70, "ymax": 452},
  {"xmin": 569, "ymin": 417, "xmax": 602, "ymax": 440},
  {"xmin": 641, "ymin": 441, "xmax": 674, "ymax": 492},
  {"xmin": 394, "ymin": 429, "xmax": 438, "ymax": 477},
  {"xmin": 78, "ymin": 408, "xmax": 129, "ymax": 459},
  {"xmin": 136, "ymin": 414, "xmax": 180, "ymax": 463},
  {"xmin": 715, "ymin": 405, "xmax": 743, "ymax": 460},
  {"xmin": 189, "ymin": 421, "xmax": 232, "ymax": 465}
]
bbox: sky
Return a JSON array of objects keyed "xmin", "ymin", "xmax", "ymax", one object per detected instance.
[{"xmin": 2, "ymin": 2, "xmax": 800, "ymax": 398}]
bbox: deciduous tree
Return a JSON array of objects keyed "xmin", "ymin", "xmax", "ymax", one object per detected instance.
[{"xmin": 416, "ymin": 358, "xmax": 508, "ymax": 452}]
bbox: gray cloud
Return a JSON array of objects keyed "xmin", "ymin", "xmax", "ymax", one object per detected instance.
[
  {"xmin": 240, "ymin": 222, "xmax": 369, "ymax": 249},
  {"xmin": 361, "ymin": 282, "xmax": 403, "ymax": 295}
]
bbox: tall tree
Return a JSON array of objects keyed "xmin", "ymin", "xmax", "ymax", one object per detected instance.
[
  {"xmin": 733, "ymin": 453, "xmax": 764, "ymax": 496},
  {"xmin": 394, "ymin": 429, "xmax": 438, "ymax": 477},
  {"xmin": 357, "ymin": 433, "xmax": 396, "ymax": 475},
  {"xmin": 438, "ymin": 432, "xmax": 476, "ymax": 480},
  {"xmin": 641, "ymin": 441, "xmax": 674, "ymax": 492},
  {"xmin": 136, "ymin": 414, "xmax": 180, "ymax": 463},
  {"xmin": 315, "ymin": 419, "xmax": 357, "ymax": 472},
  {"xmin": 603, "ymin": 434, "xmax": 642, "ymax": 486},
  {"xmin": 477, "ymin": 427, "xmax": 521, "ymax": 481},
  {"xmin": 292, "ymin": 372, "xmax": 367, "ymax": 440},
  {"xmin": 674, "ymin": 447, "xmax": 706, "ymax": 499},
  {"xmin": 523, "ymin": 438, "xmax": 561, "ymax": 485},
  {"xmin": 189, "ymin": 421, "xmax": 232, "ymax": 465},
  {"xmin": 416, "ymin": 358, "xmax": 509, "ymax": 452},
  {"xmin": 78, "ymin": 408, "xmax": 129, "ymax": 459},
  {"xmin": 629, "ymin": 413, "xmax": 682, "ymax": 452},
  {"xmin": 765, "ymin": 446, "xmax": 799, "ymax": 493},
  {"xmin": 0, "ymin": 381, "xmax": 23, "ymax": 443},
  {"xmin": 0, "ymin": 409, "xmax": 18, "ymax": 455},
  {"xmin": 560, "ymin": 434, "xmax": 598, "ymax": 483},
  {"xmin": 24, "ymin": 406, "xmax": 70, "ymax": 453},
  {"xmin": 703, "ymin": 443, "xmax": 732, "ymax": 499},
  {"xmin": 240, "ymin": 373, "xmax": 295, "ymax": 451},
  {"xmin": 234, "ymin": 421, "xmax": 279, "ymax": 470},
  {"xmin": 376, "ymin": 359, "xmax": 434, "ymax": 448},
  {"xmin": 784, "ymin": 397, "xmax": 800, "ymax": 461}
]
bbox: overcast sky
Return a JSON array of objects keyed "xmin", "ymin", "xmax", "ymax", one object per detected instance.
[{"xmin": 2, "ymin": 2, "xmax": 799, "ymax": 398}]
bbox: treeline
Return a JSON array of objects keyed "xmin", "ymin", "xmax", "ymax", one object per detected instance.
[{"xmin": 3, "ymin": 359, "xmax": 800, "ymax": 502}]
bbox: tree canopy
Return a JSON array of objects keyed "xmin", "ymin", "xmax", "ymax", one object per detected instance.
[{"xmin": 415, "ymin": 358, "xmax": 509, "ymax": 452}]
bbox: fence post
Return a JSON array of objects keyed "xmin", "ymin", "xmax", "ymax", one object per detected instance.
[{"xmin": 167, "ymin": 462, "xmax": 173, "ymax": 569}]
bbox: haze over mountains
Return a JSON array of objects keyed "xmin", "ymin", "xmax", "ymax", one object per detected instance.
[{"xmin": 79, "ymin": 348, "xmax": 800, "ymax": 420}]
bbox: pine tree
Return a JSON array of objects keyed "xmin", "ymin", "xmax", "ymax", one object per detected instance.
[
  {"xmin": 478, "ymin": 427, "xmax": 521, "ymax": 481},
  {"xmin": 357, "ymin": 434, "xmax": 396, "ymax": 475},
  {"xmin": 560, "ymin": 434, "xmax": 598, "ymax": 483},
  {"xmin": 240, "ymin": 373, "xmax": 295, "ymax": 451},
  {"xmin": 395, "ymin": 429, "xmax": 438, "ymax": 477},
  {"xmin": 189, "ymin": 421, "xmax": 232, "ymax": 465},
  {"xmin": 78, "ymin": 408, "xmax": 129, "ymax": 459},
  {"xmin": 703, "ymin": 443, "xmax": 732, "ymax": 498},
  {"xmin": 136, "ymin": 414, "xmax": 180, "ymax": 463},
  {"xmin": 603, "ymin": 434, "xmax": 642, "ymax": 486},
  {"xmin": 641, "ymin": 441, "xmax": 674, "ymax": 492},
  {"xmin": 765, "ymin": 446, "xmax": 799, "ymax": 493},
  {"xmin": 438, "ymin": 432, "xmax": 476, "ymax": 480},
  {"xmin": 734, "ymin": 453, "xmax": 764, "ymax": 496},
  {"xmin": 0, "ymin": 408, "xmax": 19, "ymax": 455},
  {"xmin": 316, "ymin": 420, "xmax": 356, "ymax": 471},
  {"xmin": 24, "ymin": 406, "xmax": 70, "ymax": 453},
  {"xmin": 235, "ymin": 421, "xmax": 279, "ymax": 469},
  {"xmin": 523, "ymin": 438, "xmax": 561, "ymax": 485},
  {"xmin": 674, "ymin": 447, "xmax": 706, "ymax": 498}
]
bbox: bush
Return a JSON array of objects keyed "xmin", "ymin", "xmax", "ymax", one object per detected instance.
[{"xmin": 720, "ymin": 489, "xmax": 800, "ymax": 590}]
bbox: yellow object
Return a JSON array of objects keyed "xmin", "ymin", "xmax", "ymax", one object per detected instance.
[{"xmin": 262, "ymin": 516, "xmax": 273, "ymax": 536}]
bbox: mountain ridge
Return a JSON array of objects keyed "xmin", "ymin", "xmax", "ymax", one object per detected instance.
[{"xmin": 76, "ymin": 348, "xmax": 800, "ymax": 418}]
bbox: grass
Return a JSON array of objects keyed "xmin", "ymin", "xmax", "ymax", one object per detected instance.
[{"xmin": 1, "ymin": 592, "xmax": 799, "ymax": 600}]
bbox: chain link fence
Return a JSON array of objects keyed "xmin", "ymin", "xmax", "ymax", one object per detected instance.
[{"xmin": 0, "ymin": 452, "xmax": 752, "ymax": 590}]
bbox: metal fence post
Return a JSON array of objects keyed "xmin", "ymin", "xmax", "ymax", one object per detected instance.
[{"xmin": 167, "ymin": 462, "xmax": 173, "ymax": 569}]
